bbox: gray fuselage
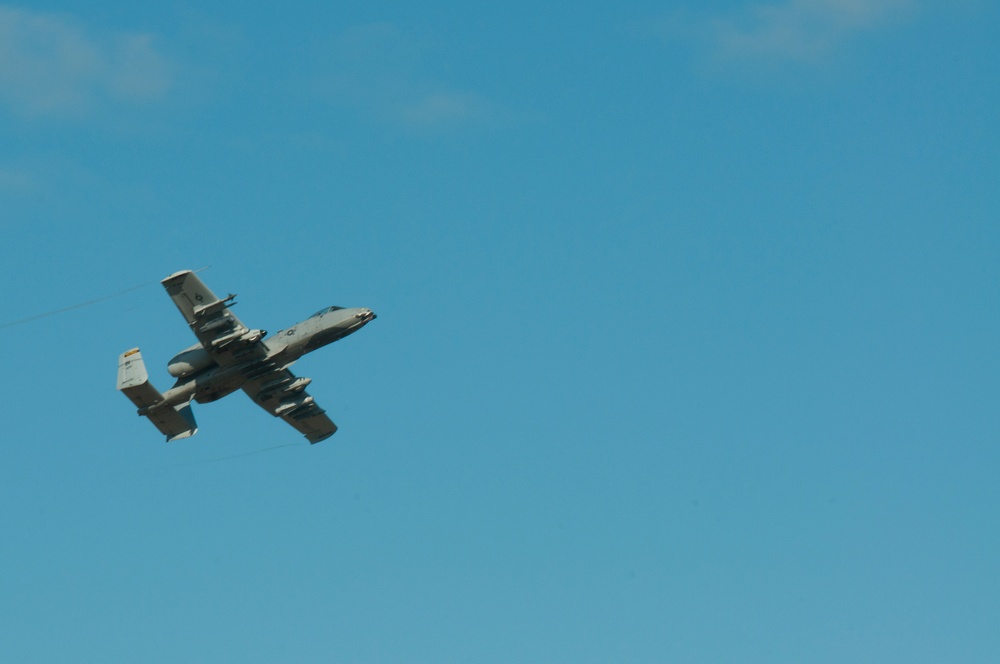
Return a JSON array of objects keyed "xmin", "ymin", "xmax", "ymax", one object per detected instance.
[{"xmin": 154, "ymin": 306, "xmax": 376, "ymax": 410}]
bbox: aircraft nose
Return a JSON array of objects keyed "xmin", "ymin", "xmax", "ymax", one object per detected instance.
[{"xmin": 354, "ymin": 309, "xmax": 376, "ymax": 323}]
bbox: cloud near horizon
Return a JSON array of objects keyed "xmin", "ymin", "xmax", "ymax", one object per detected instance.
[
  {"xmin": 663, "ymin": 0, "xmax": 916, "ymax": 62},
  {"xmin": 315, "ymin": 23, "xmax": 496, "ymax": 130},
  {"xmin": 0, "ymin": 6, "xmax": 172, "ymax": 118}
]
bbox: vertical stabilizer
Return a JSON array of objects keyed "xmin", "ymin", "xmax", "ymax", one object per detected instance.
[
  {"xmin": 117, "ymin": 348, "xmax": 160, "ymax": 408},
  {"xmin": 117, "ymin": 348, "xmax": 198, "ymax": 442}
]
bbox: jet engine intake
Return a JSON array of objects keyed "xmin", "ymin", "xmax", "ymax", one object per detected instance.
[{"xmin": 167, "ymin": 344, "xmax": 216, "ymax": 378}]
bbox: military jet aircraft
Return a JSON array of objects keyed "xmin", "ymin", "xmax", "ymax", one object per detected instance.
[{"xmin": 117, "ymin": 269, "xmax": 376, "ymax": 443}]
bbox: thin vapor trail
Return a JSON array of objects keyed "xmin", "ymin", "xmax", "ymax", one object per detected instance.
[
  {"xmin": 0, "ymin": 267, "xmax": 210, "ymax": 330},
  {"xmin": 0, "ymin": 280, "xmax": 159, "ymax": 330},
  {"xmin": 174, "ymin": 443, "xmax": 305, "ymax": 467},
  {"xmin": 112, "ymin": 442, "xmax": 306, "ymax": 478}
]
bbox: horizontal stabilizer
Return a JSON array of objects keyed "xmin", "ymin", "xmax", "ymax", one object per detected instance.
[
  {"xmin": 117, "ymin": 348, "xmax": 198, "ymax": 442},
  {"xmin": 152, "ymin": 402, "xmax": 198, "ymax": 442}
]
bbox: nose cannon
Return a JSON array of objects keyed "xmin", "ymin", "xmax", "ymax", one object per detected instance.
[{"xmin": 354, "ymin": 309, "xmax": 377, "ymax": 323}]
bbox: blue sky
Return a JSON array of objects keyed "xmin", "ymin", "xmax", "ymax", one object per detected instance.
[{"xmin": 2, "ymin": 1, "xmax": 998, "ymax": 661}]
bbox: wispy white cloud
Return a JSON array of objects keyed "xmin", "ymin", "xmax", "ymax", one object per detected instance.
[
  {"xmin": 399, "ymin": 92, "xmax": 493, "ymax": 127},
  {"xmin": 314, "ymin": 23, "xmax": 497, "ymax": 130},
  {"xmin": 0, "ymin": 6, "xmax": 172, "ymax": 117},
  {"xmin": 662, "ymin": 0, "xmax": 916, "ymax": 62}
]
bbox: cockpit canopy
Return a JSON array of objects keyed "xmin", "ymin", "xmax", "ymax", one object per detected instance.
[{"xmin": 310, "ymin": 306, "xmax": 346, "ymax": 318}]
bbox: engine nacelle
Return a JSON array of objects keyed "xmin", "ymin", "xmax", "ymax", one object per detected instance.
[{"xmin": 167, "ymin": 343, "xmax": 216, "ymax": 378}]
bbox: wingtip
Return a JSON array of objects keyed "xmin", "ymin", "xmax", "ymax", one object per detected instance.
[
  {"xmin": 161, "ymin": 269, "xmax": 194, "ymax": 285},
  {"xmin": 307, "ymin": 428, "xmax": 337, "ymax": 444}
]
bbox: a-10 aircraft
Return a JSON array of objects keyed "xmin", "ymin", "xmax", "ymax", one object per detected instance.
[{"xmin": 117, "ymin": 270, "xmax": 376, "ymax": 443}]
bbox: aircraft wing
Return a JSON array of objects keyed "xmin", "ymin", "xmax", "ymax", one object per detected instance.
[
  {"xmin": 242, "ymin": 369, "xmax": 337, "ymax": 444},
  {"xmin": 161, "ymin": 270, "xmax": 268, "ymax": 367}
]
